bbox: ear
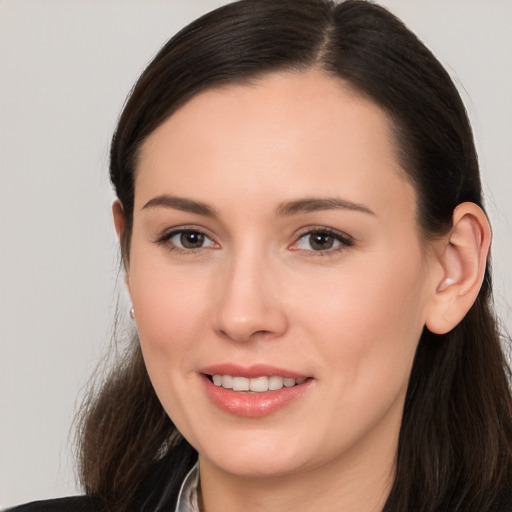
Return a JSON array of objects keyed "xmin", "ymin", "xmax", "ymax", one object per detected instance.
[
  {"xmin": 425, "ymin": 202, "xmax": 491, "ymax": 335},
  {"xmin": 112, "ymin": 199, "xmax": 125, "ymax": 240},
  {"xmin": 112, "ymin": 200, "xmax": 132, "ymax": 295}
]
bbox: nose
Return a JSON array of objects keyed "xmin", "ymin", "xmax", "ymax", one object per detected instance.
[{"xmin": 214, "ymin": 251, "xmax": 288, "ymax": 342}]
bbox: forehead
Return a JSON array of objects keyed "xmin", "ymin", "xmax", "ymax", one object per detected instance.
[
  {"xmin": 135, "ymin": 70, "xmax": 414, "ymax": 218},
  {"xmin": 139, "ymin": 70, "xmax": 397, "ymax": 163}
]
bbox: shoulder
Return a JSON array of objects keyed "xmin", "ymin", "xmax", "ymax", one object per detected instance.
[{"xmin": 4, "ymin": 496, "xmax": 102, "ymax": 512}]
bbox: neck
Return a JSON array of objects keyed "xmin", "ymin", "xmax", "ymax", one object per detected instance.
[{"xmin": 198, "ymin": 424, "xmax": 398, "ymax": 512}]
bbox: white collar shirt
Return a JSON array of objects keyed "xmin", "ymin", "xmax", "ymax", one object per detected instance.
[{"xmin": 175, "ymin": 462, "xmax": 200, "ymax": 512}]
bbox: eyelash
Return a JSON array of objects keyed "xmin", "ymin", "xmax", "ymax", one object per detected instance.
[
  {"xmin": 154, "ymin": 227, "xmax": 217, "ymax": 254},
  {"xmin": 154, "ymin": 226, "xmax": 354, "ymax": 255},
  {"xmin": 291, "ymin": 227, "xmax": 354, "ymax": 256}
]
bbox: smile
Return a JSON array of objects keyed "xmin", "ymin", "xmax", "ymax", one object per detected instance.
[
  {"xmin": 210, "ymin": 375, "xmax": 307, "ymax": 392},
  {"xmin": 201, "ymin": 371, "xmax": 313, "ymax": 417}
]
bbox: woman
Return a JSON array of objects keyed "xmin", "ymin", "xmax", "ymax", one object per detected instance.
[{"xmin": 9, "ymin": 0, "xmax": 512, "ymax": 511}]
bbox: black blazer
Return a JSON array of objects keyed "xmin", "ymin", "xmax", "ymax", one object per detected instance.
[
  {"xmin": 5, "ymin": 496, "xmax": 101, "ymax": 512},
  {"xmin": 4, "ymin": 443, "xmax": 197, "ymax": 512}
]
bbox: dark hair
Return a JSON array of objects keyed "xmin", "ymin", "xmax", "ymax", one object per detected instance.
[{"xmin": 77, "ymin": 1, "xmax": 512, "ymax": 511}]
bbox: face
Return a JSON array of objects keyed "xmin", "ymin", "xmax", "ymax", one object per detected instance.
[{"xmin": 124, "ymin": 71, "xmax": 437, "ymax": 481}]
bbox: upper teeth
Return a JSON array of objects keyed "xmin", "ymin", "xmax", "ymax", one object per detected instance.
[{"xmin": 212, "ymin": 375, "xmax": 306, "ymax": 392}]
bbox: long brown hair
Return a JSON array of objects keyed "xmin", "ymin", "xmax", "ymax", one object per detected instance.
[{"xmin": 77, "ymin": 1, "xmax": 512, "ymax": 511}]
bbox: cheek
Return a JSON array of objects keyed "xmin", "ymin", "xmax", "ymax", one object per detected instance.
[
  {"xmin": 299, "ymin": 247, "xmax": 428, "ymax": 386},
  {"xmin": 128, "ymin": 250, "xmax": 213, "ymax": 367},
  {"xmin": 128, "ymin": 257, "xmax": 215, "ymax": 436}
]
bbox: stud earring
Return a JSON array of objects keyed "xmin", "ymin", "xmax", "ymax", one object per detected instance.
[{"xmin": 130, "ymin": 308, "xmax": 135, "ymax": 319}]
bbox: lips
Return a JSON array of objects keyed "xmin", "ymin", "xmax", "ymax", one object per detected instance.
[{"xmin": 199, "ymin": 364, "xmax": 313, "ymax": 417}]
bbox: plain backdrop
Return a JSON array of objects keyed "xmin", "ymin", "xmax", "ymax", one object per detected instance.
[{"xmin": 0, "ymin": 0, "xmax": 511, "ymax": 507}]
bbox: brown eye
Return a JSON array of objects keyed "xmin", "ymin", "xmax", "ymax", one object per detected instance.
[
  {"xmin": 161, "ymin": 229, "xmax": 216, "ymax": 251},
  {"xmin": 179, "ymin": 231, "xmax": 205, "ymax": 248},
  {"xmin": 293, "ymin": 229, "xmax": 353, "ymax": 253},
  {"xmin": 309, "ymin": 233, "xmax": 335, "ymax": 251}
]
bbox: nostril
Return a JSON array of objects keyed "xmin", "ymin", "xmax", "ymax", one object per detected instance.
[
  {"xmin": 254, "ymin": 330, "xmax": 272, "ymax": 337},
  {"xmin": 218, "ymin": 328, "xmax": 275, "ymax": 341}
]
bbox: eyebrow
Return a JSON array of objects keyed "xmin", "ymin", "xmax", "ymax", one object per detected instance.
[
  {"xmin": 141, "ymin": 195, "xmax": 375, "ymax": 218},
  {"xmin": 276, "ymin": 198, "xmax": 375, "ymax": 217},
  {"xmin": 142, "ymin": 195, "xmax": 218, "ymax": 217}
]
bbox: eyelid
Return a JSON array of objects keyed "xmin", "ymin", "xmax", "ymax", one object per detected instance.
[
  {"xmin": 289, "ymin": 226, "xmax": 354, "ymax": 253},
  {"xmin": 153, "ymin": 225, "xmax": 219, "ymax": 252}
]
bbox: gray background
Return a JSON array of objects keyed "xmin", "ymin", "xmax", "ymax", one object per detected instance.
[{"xmin": 1, "ymin": 0, "xmax": 511, "ymax": 507}]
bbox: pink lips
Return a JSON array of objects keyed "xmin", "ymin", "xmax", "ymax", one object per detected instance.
[{"xmin": 200, "ymin": 364, "xmax": 313, "ymax": 418}]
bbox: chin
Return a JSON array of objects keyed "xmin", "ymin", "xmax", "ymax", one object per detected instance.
[
  {"xmin": 204, "ymin": 451, "xmax": 307, "ymax": 479},
  {"xmin": 195, "ymin": 428, "xmax": 316, "ymax": 478}
]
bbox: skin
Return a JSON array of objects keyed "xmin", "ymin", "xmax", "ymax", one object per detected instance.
[{"xmin": 114, "ymin": 70, "xmax": 488, "ymax": 511}]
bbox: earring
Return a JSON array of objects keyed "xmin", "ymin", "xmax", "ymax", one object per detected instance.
[{"xmin": 130, "ymin": 308, "xmax": 135, "ymax": 319}]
